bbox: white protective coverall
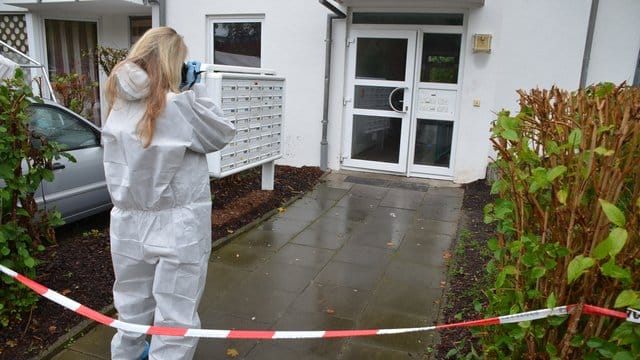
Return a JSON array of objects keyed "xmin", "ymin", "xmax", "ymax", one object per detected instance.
[{"xmin": 102, "ymin": 62, "xmax": 235, "ymax": 360}]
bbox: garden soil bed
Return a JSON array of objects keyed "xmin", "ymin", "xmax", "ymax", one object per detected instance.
[
  {"xmin": 435, "ymin": 180, "xmax": 496, "ymax": 358},
  {"xmin": 0, "ymin": 165, "xmax": 324, "ymax": 360}
]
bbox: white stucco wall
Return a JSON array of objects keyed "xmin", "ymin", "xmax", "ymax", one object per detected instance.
[
  {"xmin": 9, "ymin": 0, "xmax": 639, "ymax": 183},
  {"xmin": 0, "ymin": 4, "xmax": 25, "ymax": 12},
  {"xmin": 454, "ymin": 0, "xmax": 593, "ymax": 183},
  {"xmin": 166, "ymin": 0, "xmax": 332, "ymax": 168},
  {"xmin": 587, "ymin": 0, "xmax": 640, "ymax": 86},
  {"xmin": 453, "ymin": 2, "xmax": 503, "ymax": 183},
  {"xmin": 96, "ymin": 14, "xmax": 133, "ymax": 125}
]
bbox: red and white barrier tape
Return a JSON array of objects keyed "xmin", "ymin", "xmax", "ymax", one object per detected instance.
[{"xmin": 1, "ymin": 264, "xmax": 638, "ymax": 339}]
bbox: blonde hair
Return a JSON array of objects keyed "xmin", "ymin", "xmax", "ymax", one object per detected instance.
[{"xmin": 105, "ymin": 26, "xmax": 187, "ymax": 147}]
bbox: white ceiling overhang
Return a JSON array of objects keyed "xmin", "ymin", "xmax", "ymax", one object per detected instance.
[
  {"xmin": 337, "ymin": 0, "xmax": 484, "ymax": 9},
  {"xmin": 4, "ymin": 0, "xmax": 151, "ymax": 16}
]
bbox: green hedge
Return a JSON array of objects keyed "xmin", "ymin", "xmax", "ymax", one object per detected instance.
[{"xmin": 482, "ymin": 83, "xmax": 640, "ymax": 359}]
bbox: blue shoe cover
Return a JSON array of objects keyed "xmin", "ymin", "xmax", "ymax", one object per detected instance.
[{"xmin": 138, "ymin": 341, "xmax": 150, "ymax": 360}]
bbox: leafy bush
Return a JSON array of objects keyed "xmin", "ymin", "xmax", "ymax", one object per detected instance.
[
  {"xmin": 83, "ymin": 45, "xmax": 128, "ymax": 76},
  {"xmin": 482, "ymin": 83, "xmax": 640, "ymax": 359},
  {"xmin": 50, "ymin": 72, "xmax": 98, "ymax": 121},
  {"xmin": 0, "ymin": 68, "xmax": 71, "ymax": 327}
]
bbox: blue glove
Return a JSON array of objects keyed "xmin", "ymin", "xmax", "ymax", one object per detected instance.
[
  {"xmin": 181, "ymin": 60, "xmax": 202, "ymax": 89},
  {"xmin": 186, "ymin": 60, "xmax": 202, "ymax": 84}
]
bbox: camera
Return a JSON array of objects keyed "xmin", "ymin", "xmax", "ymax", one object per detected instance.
[{"xmin": 181, "ymin": 62, "xmax": 189, "ymax": 87}]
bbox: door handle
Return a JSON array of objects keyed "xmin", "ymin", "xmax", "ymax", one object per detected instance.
[
  {"xmin": 51, "ymin": 162, "xmax": 65, "ymax": 170},
  {"xmin": 388, "ymin": 87, "xmax": 408, "ymax": 113}
]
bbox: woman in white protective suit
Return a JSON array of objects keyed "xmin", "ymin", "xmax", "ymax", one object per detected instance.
[{"xmin": 102, "ymin": 27, "xmax": 235, "ymax": 360}]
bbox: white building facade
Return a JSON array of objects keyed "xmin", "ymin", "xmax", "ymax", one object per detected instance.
[{"xmin": 2, "ymin": 0, "xmax": 639, "ymax": 183}]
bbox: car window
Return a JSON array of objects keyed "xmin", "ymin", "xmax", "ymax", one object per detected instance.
[{"xmin": 28, "ymin": 105, "xmax": 99, "ymax": 150}]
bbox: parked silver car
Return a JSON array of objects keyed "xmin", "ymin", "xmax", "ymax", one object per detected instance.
[{"xmin": 29, "ymin": 100, "xmax": 111, "ymax": 223}]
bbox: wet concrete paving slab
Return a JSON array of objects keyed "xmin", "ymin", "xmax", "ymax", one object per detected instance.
[
  {"xmin": 353, "ymin": 305, "xmax": 435, "ymax": 353},
  {"xmin": 315, "ymin": 260, "xmax": 386, "ymax": 291},
  {"xmin": 289, "ymin": 282, "xmax": 371, "ymax": 320},
  {"xmin": 267, "ymin": 243, "xmax": 335, "ymax": 269},
  {"xmin": 196, "ymin": 311, "xmax": 271, "ymax": 360},
  {"xmin": 291, "ymin": 227, "xmax": 351, "ymax": 250},
  {"xmin": 54, "ymin": 171, "xmax": 463, "ymax": 360}
]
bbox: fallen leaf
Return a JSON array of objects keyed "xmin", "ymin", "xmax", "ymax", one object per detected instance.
[
  {"xmin": 277, "ymin": 207, "xmax": 286, "ymax": 213},
  {"xmin": 227, "ymin": 229, "xmax": 235, "ymax": 234},
  {"xmin": 48, "ymin": 325, "xmax": 57, "ymax": 333},
  {"xmin": 6, "ymin": 340, "xmax": 17, "ymax": 348},
  {"xmin": 226, "ymin": 348, "xmax": 240, "ymax": 357},
  {"xmin": 386, "ymin": 242, "xmax": 395, "ymax": 247},
  {"xmin": 61, "ymin": 289, "xmax": 72, "ymax": 295},
  {"xmin": 442, "ymin": 251, "xmax": 452, "ymax": 260},
  {"xmin": 325, "ymin": 308, "xmax": 335, "ymax": 314},
  {"xmin": 389, "ymin": 212, "xmax": 396, "ymax": 217}
]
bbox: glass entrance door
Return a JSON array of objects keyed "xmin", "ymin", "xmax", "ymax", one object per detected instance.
[
  {"xmin": 409, "ymin": 32, "xmax": 462, "ymax": 177},
  {"xmin": 342, "ymin": 28, "xmax": 462, "ymax": 178},
  {"xmin": 342, "ymin": 30, "xmax": 417, "ymax": 173}
]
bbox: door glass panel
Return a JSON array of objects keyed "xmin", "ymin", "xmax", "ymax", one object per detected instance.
[
  {"xmin": 356, "ymin": 38, "xmax": 407, "ymax": 81},
  {"xmin": 351, "ymin": 115, "xmax": 401, "ymax": 163},
  {"xmin": 414, "ymin": 119, "xmax": 453, "ymax": 167},
  {"xmin": 420, "ymin": 33, "xmax": 461, "ymax": 83},
  {"xmin": 354, "ymin": 86, "xmax": 405, "ymax": 111}
]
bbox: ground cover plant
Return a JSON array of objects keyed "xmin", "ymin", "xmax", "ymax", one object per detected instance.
[
  {"xmin": 436, "ymin": 180, "xmax": 495, "ymax": 359},
  {"xmin": 483, "ymin": 83, "xmax": 640, "ymax": 359}
]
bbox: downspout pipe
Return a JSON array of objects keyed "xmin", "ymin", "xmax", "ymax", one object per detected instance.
[
  {"xmin": 319, "ymin": 0, "xmax": 346, "ymax": 171},
  {"xmin": 579, "ymin": 0, "xmax": 598, "ymax": 88},
  {"xmin": 634, "ymin": 45, "xmax": 640, "ymax": 87}
]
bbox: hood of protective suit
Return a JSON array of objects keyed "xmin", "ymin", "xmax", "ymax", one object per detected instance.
[{"xmin": 114, "ymin": 62, "xmax": 150, "ymax": 101}]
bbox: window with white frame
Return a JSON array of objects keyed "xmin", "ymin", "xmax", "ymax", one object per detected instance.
[{"xmin": 208, "ymin": 16, "xmax": 263, "ymax": 68}]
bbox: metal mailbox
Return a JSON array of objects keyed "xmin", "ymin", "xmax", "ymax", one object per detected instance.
[{"xmin": 203, "ymin": 70, "xmax": 285, "ymax": 190}]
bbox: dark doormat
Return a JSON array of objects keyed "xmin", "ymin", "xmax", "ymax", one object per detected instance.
[{"xmin": 344, "ymin": 176, "xmax": 429, "ymax": 192}]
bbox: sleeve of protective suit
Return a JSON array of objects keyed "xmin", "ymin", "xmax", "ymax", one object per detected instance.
[{"xmin": 171, "ymin": 83, "xmax": 236, "ymax": 154}]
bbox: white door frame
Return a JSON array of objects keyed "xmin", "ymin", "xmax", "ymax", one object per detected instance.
[
  {"xmin": 341, "ymin": 23, "xmax": 465, "ymax": 179},
  {"xmin": 342, "ymin": 29, "xmax": 417, "ymax": 173},
  {"xmin": 408, "ymin": 26, "xmax": 465, "ymax": 179}
]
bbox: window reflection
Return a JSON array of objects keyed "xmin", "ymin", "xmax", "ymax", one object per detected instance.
[
  {"xmin": 356, "ymin": 38, "xmax": 407, "ymax": 81},
  {"xmin": 352, "ymin": 115, "xmax": 402, "ymax": 163},
  {"xmin": 420, "ymin": 33, "xmax": 461, "ymax": 83},
  {"xmin": 213, "ymin": 22, "xmax": 261, "ymax": 67},
  {"xmin": 413, "ymin": 119, "xmax": 453, "ymax": 167}
]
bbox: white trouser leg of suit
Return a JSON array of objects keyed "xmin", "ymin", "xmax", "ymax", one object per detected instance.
[
  {"xmin": 111, "ymin": 252, "xmax": 155, "ymax": 360},
  {"xmin": 110, "ymin": 206, "xmax": 211, "ymax": 360}
]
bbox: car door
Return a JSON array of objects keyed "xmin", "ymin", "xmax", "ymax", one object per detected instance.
[{"xmin": 28, "ymin": 103, "xmax": 110, "ymax": 222}]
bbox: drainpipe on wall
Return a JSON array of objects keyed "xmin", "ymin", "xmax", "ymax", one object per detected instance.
[
  {"xmin": 579, "ymin": 0, "xmax": 599, "ymax": 88},
  {"xmin": 634, "ymin": 45, "xmax": 640, "ymax": 87},
  {"xmin": 318, "ymin": 0, "xmax": 346, "ymax": 171},
  {"xmin": 146, "ymin": 0, "xmax": 166, "ymax": 27}
]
